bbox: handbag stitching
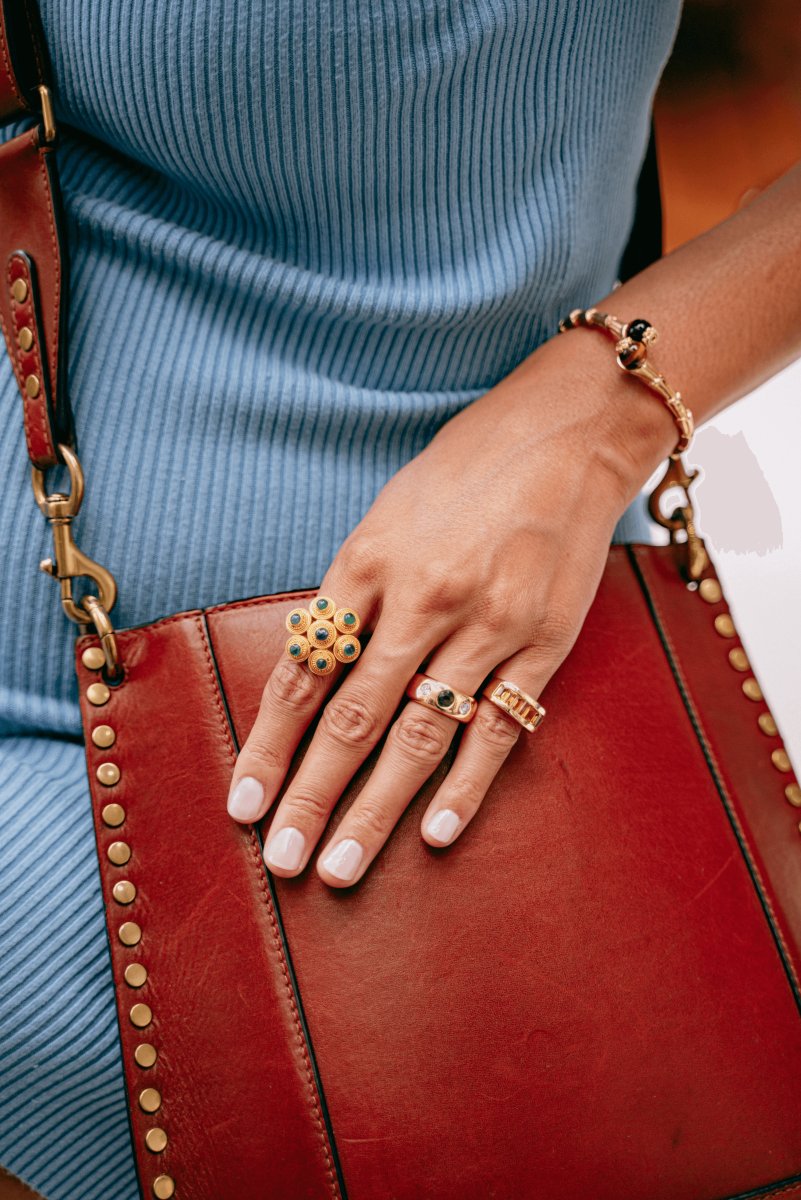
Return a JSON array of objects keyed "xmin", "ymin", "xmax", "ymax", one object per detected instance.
[{"xmin": 196, "ymin": 613, "xmax": 343, "ymax": 1200}]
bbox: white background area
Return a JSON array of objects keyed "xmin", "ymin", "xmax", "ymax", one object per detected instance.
[{"xmin": 668, "ymin": 357, "xmax": 800, "ymax": 766}]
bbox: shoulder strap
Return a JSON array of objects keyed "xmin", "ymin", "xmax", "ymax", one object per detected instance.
[{"xmin": 0, "ymin": 0, "xmax": 72, "ymax": 468}]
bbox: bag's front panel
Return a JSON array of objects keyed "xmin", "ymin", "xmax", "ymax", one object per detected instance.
[
  {"xmin": 632, "ymin": 545, "xmax": 801, "ymax": 972},
  {"xmin": 206, "ymin": 550, "xmax": 801, "ymax": 1200},
  {"xmin": 77, "ymin": 613, "xmax": 342, "ymax": 1200}
]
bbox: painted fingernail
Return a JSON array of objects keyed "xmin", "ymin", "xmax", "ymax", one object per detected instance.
[
  {"xmin": 319, "ymin": 838, "xmax": 364, "ymax": 882},
  {"xmin": 424, "ymin": 808, "xmax": 461, "ymax": 845},
  {"xmin": 264, "ymin": 826, "xmax": 306, "ymax": 872},
  {"xmin": 227, "ymin": 776, "xmax": 265, "ymax": 821}
]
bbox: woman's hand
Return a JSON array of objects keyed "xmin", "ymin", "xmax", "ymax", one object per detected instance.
[{"xmin": 226, "ymin": 332, "xmax": 673, "ymax": 885}]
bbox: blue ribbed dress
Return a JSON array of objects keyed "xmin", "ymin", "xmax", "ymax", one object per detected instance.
[{"xmin": 0, "ymin": 2, "xmax": 681, "ymax": 1195}]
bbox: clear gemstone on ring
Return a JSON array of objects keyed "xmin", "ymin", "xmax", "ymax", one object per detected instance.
[
  {"xmin": 418, "ymin": 682, "xmax": 432, "ymax": 697},
  {"xmin": 458, "ymin": 700, "xmax": 471, "ymax": 715}
]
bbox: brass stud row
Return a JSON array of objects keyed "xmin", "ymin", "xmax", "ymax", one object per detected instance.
[
  {"xmin": 83, "ymin": 648, "xmax": 175, "ymax": 1197},
  {"xmin": 706, "ymin": 585, "xmax": 800, "ymax": 833},
  {"xmin": 9, "ymin": 274, "xmax": 44, "ymax": 402}
]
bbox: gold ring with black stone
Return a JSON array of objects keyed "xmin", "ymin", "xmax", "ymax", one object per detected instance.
[
  {"xmin": 405, "ymin": 673, "xmax": 477, "ymax": 722},
  {"xmin": 285, "ymin": 597, "xmax": 361, "ymax": 671}
]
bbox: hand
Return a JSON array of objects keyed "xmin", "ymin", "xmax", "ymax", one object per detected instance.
[{"xmin": 226, "ymin": 332, "xmax": 672, "ymax": 886}]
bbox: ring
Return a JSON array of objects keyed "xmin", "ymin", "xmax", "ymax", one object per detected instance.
[
  {"xmin": 482, "ymin": 678, "xmax": 545, "ymax": 732},
  {"xmin": 285, "ymin": 596, "xmax": 362, "ymax": 674},
  {"xmin": 406, "ymin": 673, "xmax": 477, "ymax": 723}
]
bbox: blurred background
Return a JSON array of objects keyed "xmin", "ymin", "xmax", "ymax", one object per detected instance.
[{"xmin": 652, "ymin": 0, "xmax": 801, "ymax": 761}]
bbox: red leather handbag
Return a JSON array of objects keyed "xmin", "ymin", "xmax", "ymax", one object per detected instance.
[{"xmin": 3, "ymin": 6, "xmax": 801, "ymax": 1199}]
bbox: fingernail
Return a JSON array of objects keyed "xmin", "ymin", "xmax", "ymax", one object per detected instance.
[
  {"xmin": 424, "ymin": 808, "xmax": 461, "ymax": 845},
  {"xmin": 264, "ymin": 826, "xmax": 306, "ymax": 872},
  {"xmin": 227, "ymin": 776, "xmax": 264, "ymax": 821},
  {"xmin": 319, "ymin": 838, "xmax": 364, "ymax": 882}
]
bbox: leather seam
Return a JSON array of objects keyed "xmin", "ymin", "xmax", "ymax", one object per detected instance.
[
  {"xmin": 195, "ymin": 614, "xmax": 341, "ymax": 1200},
  {"xmin": 629, "ymin": 547, "xmax": 801, "ymax": 1007},
  {"xmin": 0, "ymin": 18, "xmax": 26, "ymax": 111},
  {"xmin": 205, "ymin": 588, "xmax": 318, "ymax": 616},
  {"xmin": 34, "ymin": 136, "xmax": 60, "ymax": 400}
]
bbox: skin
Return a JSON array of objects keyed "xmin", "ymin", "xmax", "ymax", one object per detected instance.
[{"xmin": 227, "ymin": 158, "xmax": 801, "ymax": 887}]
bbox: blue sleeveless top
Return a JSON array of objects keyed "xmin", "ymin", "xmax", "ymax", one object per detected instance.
[{"xmin": 0, "ymin": 2, "xmax": 681, "ymax": 1195}]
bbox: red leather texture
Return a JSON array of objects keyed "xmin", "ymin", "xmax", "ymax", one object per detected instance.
[
  {"xmin": 76, "ymin": 614, "xmax": 343, "ymax": 1200},
  {"xmin": 0, "ymin": 0, "xmax": 31, "ymax": 124},
  {"xmin": 0, "ymin": 127, "xmax": 67, "ymax": 467},
  {"xmin": 77, "ymin": 546, "xmax": 801, "ymax": 1200}
]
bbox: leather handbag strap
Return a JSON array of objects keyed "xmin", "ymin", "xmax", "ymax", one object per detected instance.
[{"xmin": 0, "ymin": 0, "xmax": 72, "ymax": 468}]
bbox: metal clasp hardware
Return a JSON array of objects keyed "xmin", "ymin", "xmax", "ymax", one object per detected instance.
[
  {"xmin": 647, "ymin": 456, "xmax": 709, "ymax": 582},
  {"xmin": 31, "ymin": 444, "xmax": 118, "ymax": 625},
  {"xmin": 37, "ymin": 84, "xmax": 56, "ymax": 143}
]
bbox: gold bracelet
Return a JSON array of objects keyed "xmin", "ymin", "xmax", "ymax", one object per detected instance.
[{"xmin": 557, "ymin": 308, "xmax": 693, "ymax": 460}]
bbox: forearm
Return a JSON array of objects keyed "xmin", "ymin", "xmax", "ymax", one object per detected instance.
[{"xmin": 508, "ymin": 158, "xmax": 801, "ymax": 496}]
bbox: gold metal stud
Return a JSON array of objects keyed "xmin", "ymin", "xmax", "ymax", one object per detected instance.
[
  {"xmin": 699, "ymin": 579, "xmax": 722, "ymax": 605},
  {"xmin": 97, "ymin": 762, "xmax": 121, "ymax": 786},
  {"xmin": 333, "ymin": 634, "xmax": 361, "ymax": 664},
  {"xmin": 310, "ymin": 595, "xmax": 336, "ymax": 619},
  {"xmin": 102, "ymin": 802, "xmax": 125, "ymax": 827},
  {"xmin": 145, "ymin": 1128, "xmax": 168, "ymax": 1153},
  {"xmin": 786, "ymin": 784, "xmax": 801, "ymax": 808},
  {"xmin": 308, "ymin": 618, "xmax": 337, "ymax": 649},
  {"xmin": 11, "ymin": 277, "xmax": 28, "ymax": 302},
  {"xmin": 114, "ymin": 880, "xmax": 137, "ymax": 905},
  {"xmin": 308, "ymin": 648, "xmax": 336, "ymax": 676},
  {"xmin": 742, "ymin": 678, "xmax": 763, "ymax": 702},
  {"xmin": 285, "ymin": 607, "xmax": 311, "ymax": 634},
  {"xmin": 135, "ymin": 1043, "xmax": 158, "ymax": 1069},
  {"xmin": 87, "ymin": 682, "xmax": 110, "ymax": 707},
  {"xmin": 24, "ymin": 373, "xmax": 40, "ymax": 398},
  {"xmin": 119, "ymin": 921, "xmax": 142, "ymax": 946},
  {"xmin": 82, "ymin": 646, "xmax": 106, "ymax": 670},
  {"xmin": 91, "ymin": 724, "xmax": 116, "ymax": 749},
  {"xmin": 714, "ymin": 614, "xmax": 735, "ymax": 639},
  {"xmin": 124, "ymin": 962, "xmax": 147, "ymax": 987},
  {"xmin": 130, "ymin": 1003, "xmax": 153, "ymax": 1028},
  {"xmin": 152, "ymin": 1175, "xmax": 175, "ymax": 1199},
  {"xmin": 18, "ymin": 325, "xmax": 33, "ymax": 351},
  {"xmin": 333, "ymin": 607, "xmax": 361, "ymax": 635},
  {"xmin": 758, "ymin": 713, "xmax": 778, "ymax": 737},
  {"xmin": 139, "ymin": 1087, "xmax": 162, "ymax": 1114},
  {"xmin": 107, "ymin": 841, "xmax": 131, "ymax": 865},
  {"xmin": 772, "ymin": 749, "xmax": 792, "ymax": 774},
  {"xmin": 285, "ymin": 634, "xmax": 310, "ymax": 663},
  {"xmin": 728, "ymin": 647, "xmax": 749, "ymax": 672}
]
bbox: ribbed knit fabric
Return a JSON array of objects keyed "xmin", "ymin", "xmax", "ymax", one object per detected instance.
[{"xmin": 0, "ymin": 2, "xmax": 681, "ymax": 1195}]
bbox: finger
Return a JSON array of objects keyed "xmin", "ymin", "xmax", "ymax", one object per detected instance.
[
  {"xmin": 315, "ymin": 654, "xmax": 492, "ymax": 887},
  {"xmin": 419, "ymin": 647, "xmax": 551, "ymax": 847},
  {"xmin": 261, "ymin": 617, "xmax": 448, "ymax": 876},
  {"xmin": 227, "ymin": 586, "xmax": 375, "ymax": 825}
]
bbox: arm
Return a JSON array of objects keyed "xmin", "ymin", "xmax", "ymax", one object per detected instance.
[{"xmin": 226, "ymin": 158, "xmax": 801, "ymax": 888}]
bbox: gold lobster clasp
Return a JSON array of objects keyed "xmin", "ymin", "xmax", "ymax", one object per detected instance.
[
  {"xmin": 31, "ymin": 444, "xmax": 118, "ymax": 627},
  {"xmin": 647, "ymin": 456, "xmax": 710, "ymax": 582}
]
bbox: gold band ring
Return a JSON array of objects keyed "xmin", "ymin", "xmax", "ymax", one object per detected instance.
[
  {"xmin": 406, "ymin": 673, "xmax": 477, "ymax": 723},
  {"xmin": 482, "ymin": 678, "xmax": 545, "ymax": 733},
  {"xmin": 285, "ymin": 596, "xmax": 362, "ymax": 674}
]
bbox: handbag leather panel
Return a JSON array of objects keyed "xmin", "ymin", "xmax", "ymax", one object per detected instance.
[
  {"xmin": 201, "ymin": 547, "xmax": 801, "ymax": 1200},
  {"xmin": 76, "ymin": 612, "xmax": 343, "ymax": 1200},
  {"xmin": 631, "ymin": 544, "xmax": 801, "ymax": 990}
]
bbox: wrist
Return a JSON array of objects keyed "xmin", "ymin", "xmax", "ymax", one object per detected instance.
[{"xmin": 537, "ymin": 320, "xmax": 680, "ymax": 503}]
